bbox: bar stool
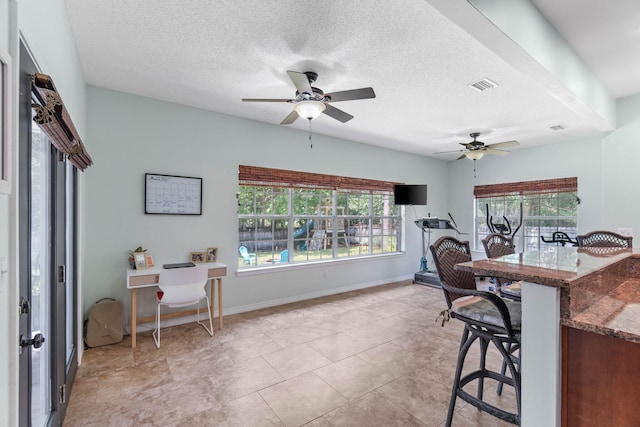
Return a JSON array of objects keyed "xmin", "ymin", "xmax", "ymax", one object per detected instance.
[
  {"xmin": 481, "ymin": 233, "xmax": 521, "ymax": 301},
  {"xmin": 576, "ymin": 230, "xmax": 632, "ymax": 248},
  {"xmin": 430, "ymin": 236, "xmax": 521, "ymax": 426}
]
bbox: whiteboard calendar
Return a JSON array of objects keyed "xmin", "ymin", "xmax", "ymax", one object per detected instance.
[{"xmin": 145, "ymin": 173, "xmax": 202, "ymax": 215}]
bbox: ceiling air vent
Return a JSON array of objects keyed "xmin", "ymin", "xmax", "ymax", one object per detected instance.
[
  {"xmin": 550, "ymin": 124, "xmax": 567, "ymax": 131},
  {"xmin": 468, "ymin": 78, "xmax": 498, "ymax": 92}
]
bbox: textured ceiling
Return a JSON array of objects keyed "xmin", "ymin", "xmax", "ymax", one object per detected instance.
[{"xmin": 63, "ymin": 0, "xmax": 640, "ymax": 159}]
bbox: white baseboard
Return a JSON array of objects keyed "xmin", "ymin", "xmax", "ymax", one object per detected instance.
[{"xmin": 125, "ymin": 274, "xmax": 413, "ymax": 334}]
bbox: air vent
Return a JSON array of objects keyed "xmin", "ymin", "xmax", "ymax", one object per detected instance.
[
  {"xmin": 468, "ymin": 78, "xmax": 499, "ymax": 92},
  {"xmin": 550, "ymin": 124, "xmax": 567, "ymax": 131}
]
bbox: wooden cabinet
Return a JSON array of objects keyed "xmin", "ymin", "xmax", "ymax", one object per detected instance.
[{"xmin": 562, "ymin": 326, "xmax": 640, "ymax": 426}]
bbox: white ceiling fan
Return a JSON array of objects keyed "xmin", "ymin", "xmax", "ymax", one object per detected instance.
[{"xmin": 435, "ymin": 132, "xmax": 519, "ymax": 160}]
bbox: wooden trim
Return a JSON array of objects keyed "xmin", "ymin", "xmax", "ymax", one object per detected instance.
[
  {"xmin": 474, "ymin": 177, "xmax": 577, "ymax": 198},
  {"xmin": 561, "ymin": 326, "xmax": 568, "ymax": 427},
  {"xmin": 31, "ymin": 73, "xmax": 93, "ymax": 171},
  {"xmin": 239, "ymin": 164, "xmax": 400, "ymax": 192}
]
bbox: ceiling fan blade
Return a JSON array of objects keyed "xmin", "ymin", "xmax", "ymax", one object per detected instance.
[
  {"xmin": 287, "ymin": 71, "xmax": 313, "ymax": 95},
  {"xmin": 323, "ymin": 104, "xmax": 354, "ymax": 123},
  {"xmin": 486, "ymin": 140, "xmax": 519, "ymax": 149},
  {"xmin": 456, "ymin": 154, "xmax": 467, "ymax": 160},
  {"xmin": 325, "ymin": 87, "xmax": 376, "ymax": 102},
  {"xmin": 484, "ymin": 148, "xmax": 510, "ymax": 156},
  {"xmin": 434, "ymin": 149, "xmax": 464, "ymax": 154},
  {"xmin": 242, "ymin": 98, "xmax": 293, "ymax": 103},
  {"xmin": 280, "ymin": 110, "xmax": 299, "ymax": 125}
]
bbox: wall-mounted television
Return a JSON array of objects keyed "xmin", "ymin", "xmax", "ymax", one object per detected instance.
[{"xmin": 394, "ymin": 184, "xmax": 427, "ymax": 206}]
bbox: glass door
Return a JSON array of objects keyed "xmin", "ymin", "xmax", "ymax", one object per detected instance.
[
  {"xmin": 29, "ymin": 120, "xmax": 53, "ymax": 427},
  {"xmin": 18, "ymin": 41, "xmax": 77, "ymax": 427}
]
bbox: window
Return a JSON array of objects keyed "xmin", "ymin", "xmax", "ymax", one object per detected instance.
[
  {"xmin": 238, "ymin": 166, "xmax": 401, "ymax": 268},
  {"xmin": 474, "ymin": 177, "xmax": 578, "ymax": 252}
]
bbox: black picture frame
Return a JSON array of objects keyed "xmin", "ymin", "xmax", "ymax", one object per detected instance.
[{"xmin": 144, "ymin": 173, "xmax": 203, "ymax": 215}]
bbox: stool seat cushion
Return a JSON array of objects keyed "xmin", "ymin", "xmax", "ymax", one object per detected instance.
[
  {"xmin": 501, "ymin": 281, "xmax": 521, "ymax": 299},
  {"xmin": 452, "ymin": 295, "xmax": 521, "ymax": 330}
]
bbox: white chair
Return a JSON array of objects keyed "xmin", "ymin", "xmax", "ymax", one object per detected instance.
[{"xmin": 152, "ymin": 265, "xmax": 213, "ymax": 348}]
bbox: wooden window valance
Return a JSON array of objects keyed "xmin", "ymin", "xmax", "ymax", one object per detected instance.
[
  {"xmin": 31, "ymin": 73, "xmax": 93, "ymax": 171},
  {"xmin": 239, "ymin": 165, "xmax": 400, "ymax": 192},
  {"xmin": 474, "ymin": 177, "xmax": 577, "ymax": 198}
]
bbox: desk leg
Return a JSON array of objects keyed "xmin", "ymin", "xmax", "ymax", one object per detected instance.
[
  {"xmin": 214, "ymin": 279, "xmax": 216, "ymax": 332},
  {"xmin": 218, "ymin": 278, "xmax": 223, "ymax": 329},
  {"xmin": 131, "ymin": 288, "xmax": 137, "ymax": 348}
]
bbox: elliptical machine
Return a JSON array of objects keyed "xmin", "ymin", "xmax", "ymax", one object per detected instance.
[{"xmin": 486, "ymin": 202, "xmax": 522, "ymax": 238}]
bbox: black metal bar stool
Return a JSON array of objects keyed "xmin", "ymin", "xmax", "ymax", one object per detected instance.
[{"xmin": 430, "ymin": 236, "xmax": 521, "ymax": 425}]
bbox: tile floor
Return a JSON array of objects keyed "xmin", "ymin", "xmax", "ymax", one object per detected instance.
[{"xmin": 64, "ymin": 280, "xmax": 516, "ymax": 426}]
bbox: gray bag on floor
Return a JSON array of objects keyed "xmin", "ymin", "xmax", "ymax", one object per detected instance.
[{"xmin": 85, "ymin": 298, "xmax": 123, "ymax": 347}]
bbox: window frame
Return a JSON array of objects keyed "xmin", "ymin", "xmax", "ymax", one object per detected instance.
[
  {"xmin": 474, "ymin": 178, "xmax": 578, "ymax": 253},
  {"xmin": 0, "ymin": 47, "xmax": 11, "ymax": 194},
  {"xmin": 238, "ymin": 166, "xmax": 402, "ymax": 270}
]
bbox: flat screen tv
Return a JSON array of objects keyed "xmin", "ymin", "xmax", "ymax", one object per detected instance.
[{"xmin": 394, "ymin": 184, "xmax": 427, "ymax": 205}]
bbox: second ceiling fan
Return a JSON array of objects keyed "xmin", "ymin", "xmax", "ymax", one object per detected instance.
[
  {"xmin": 242, "ymin": 70, "xmax": 376, "ymax": 125},
  {"xmin": 435, "ymin": 132, "xmax": 519, "ymax": 160}
]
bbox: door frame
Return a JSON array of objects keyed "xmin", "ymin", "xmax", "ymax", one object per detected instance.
[{"xmin": 18, "ymin": 39, "xmax": 78, "ymax": 427}]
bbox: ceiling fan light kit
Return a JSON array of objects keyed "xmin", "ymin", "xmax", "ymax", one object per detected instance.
[
  {"xmin": 465, "ymin": 150, "xmax": 485, "ymax": 160},
  {"xmin": 294, "ymin": 100, "xmax": 326, "ymax": 120}
]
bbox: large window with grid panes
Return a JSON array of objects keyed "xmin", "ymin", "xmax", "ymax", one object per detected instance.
[
  {"xmin": 474, "ymin": 177, "xmax": 578, "ymax": 252},
  {"xmin": 238, "ymin": 166, "xmax": 402, "ymax": 268}
]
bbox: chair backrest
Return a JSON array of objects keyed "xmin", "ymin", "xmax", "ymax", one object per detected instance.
[
  {"xmin": 482, "ymin": 233, "xmax": 515, "ymax": 259},
  {"xmin": 239, "ymin": 246, "xmax": 250, "ymax": 259},
  {"xmin": 429, "ymin": 236, "xmax": 477, "ymax": 308},
  {"xmin": 576, "ymin": 230, "xmax": 633, "ymax": 248},
  {"xmin": 158, "ymin": 265, "xmax": 209, "ymax": 305},
  {"xmin": 279, "ymin": 249, "xmax": 288, "ymax": 262}
]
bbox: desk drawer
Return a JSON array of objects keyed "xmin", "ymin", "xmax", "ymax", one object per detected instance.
[
  {"xmin": 129, "ymin": 274, "xmax": 159, "ymax": 287},
  {"xmin": 208, "ymin": 267, "xmax": 227, "ymax": 278}
]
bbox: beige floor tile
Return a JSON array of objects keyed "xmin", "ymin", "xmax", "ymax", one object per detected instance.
[
  {"xmin": 376, "ymin": 374, "xmax": 458, "ymax": 427},
  {"xmin": 308, "ymin": 331, "xmax": 382, "ymax": 362},
  {"xmin": 136, "ymin": 376, "xmax": 222, "ymax": 425},
  {"xmin": 359, "ymin": 299, "xmax": 420, "ymax": 318},
  {"xmin": 95, "ymin": 357, "xmax": 174, "ymax": 404},
  {"xmin": 314, "ymin": 355, "xmax": 394, "ymax": 400},
  {"xmin": 301, "ymin": 416, "xmax": 333, "ymax": 426},
  {"xmin": 63, "ymin": 282, "xmax": 514, "ymax": 427},
  {"xmin": 263, "ymin": 343, "xmax": 332, "ymax": 379},
  {"xmin": 221, "ymin": 333, "xmax": 283, "ymax": 362},
  {"xmin": 264, "ymin": 324, "xmax": 328, "ymax": 348},
  {"xmin": 166, "ymin": 346, "xmax": 235, "ymax": 381},
  {"xmin": 214, "ymin": 356, "xmax": 285, "ymax": 401},
  {"xmin": 259, "ymin": 372, "xmax": 347, "ymax": 427},
  {"xmin": 324, "ymin": 391, "xmax": 426, "ymax": 426},
  {"xmin": 180, "ymin": 392, "xmax": 284, "ymax": 426},
  {"xmin": 63, "ymin": 401, "xmax": 140, "ymax": 427}
]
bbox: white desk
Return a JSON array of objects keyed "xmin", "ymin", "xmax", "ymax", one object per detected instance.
[{"xmin": 126, "ymin": 262, "xmax": 227, "ymax": 348}]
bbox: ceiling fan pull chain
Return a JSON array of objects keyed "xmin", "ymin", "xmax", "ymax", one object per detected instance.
[
  {"xmin": 473, "ymin": 159, "xmax": 477, "ymax": 178},
  {"xmin": 308, "ymin": 118, "xmax": 313, "ymax": 148}
]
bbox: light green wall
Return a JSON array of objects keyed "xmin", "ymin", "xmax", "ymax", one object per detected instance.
[
  {"xmin": 84, "ymin": 86, "xmax": 450, "ymax": 325},
  {"xmin": 602, "ymin": 93, "xmax": 640, "ymax": 240}
]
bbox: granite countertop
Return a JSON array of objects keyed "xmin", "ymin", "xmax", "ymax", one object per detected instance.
[
  {"xmin": 455, "ymin": 246, "xmax": 640, "ymax": 343},
  {"xmin": 455, "ymin": 246, "xmax": 632, "ymax": 288}
]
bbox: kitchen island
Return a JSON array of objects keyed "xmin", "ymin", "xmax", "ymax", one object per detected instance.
[{"xmin": 456, "ymin": 246, "xmax": 640, "ymax": 427}]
